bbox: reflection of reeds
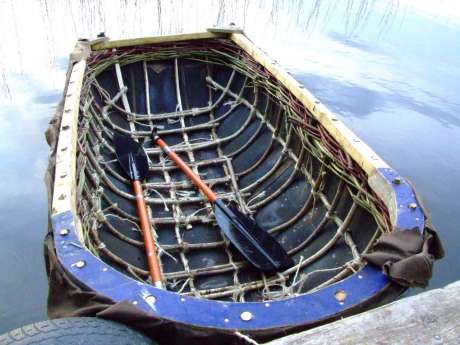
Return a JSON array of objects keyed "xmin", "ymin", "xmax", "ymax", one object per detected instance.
[
  {"xmin": 157, "ymin": 0, "xmax": 162, "ymax": 34},
  {"xmin": 0, "ymin": 0, "xmax": 404, "ymax": 100},
  {"xmin": 9, "ymin": 0, "xmax": 23, "ymax": 74},
  {"xmin": 0, "ymin": 67, "xmax": 11, "ymax": 101},
  {"xmin": 40, "ymin": 0, "xmax": 57, "ymax": 72}
]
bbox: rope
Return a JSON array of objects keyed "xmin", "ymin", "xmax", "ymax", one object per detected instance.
[{"xmin": 74, "ymin": 39, "xmax": 390, "ymax": 302}]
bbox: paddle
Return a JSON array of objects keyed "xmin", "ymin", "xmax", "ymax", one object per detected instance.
[
  {"xmin": 112, "ymin": 133, "xmax": 163, "ymax": 288},
  {"xmin": 151, "ymin": 127, "xmax": 293, "ymax": 272}
]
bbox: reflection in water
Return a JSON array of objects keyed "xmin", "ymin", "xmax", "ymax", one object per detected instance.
[
  {"xmin": 296, "ymin": 72, "xmax": 460, "ymax": 128},
  {"xmin": 0, "ymin": 0, "xmax": 459, "ymax": 335},
  {"xmin": 0, "ymin": 0, "xmax": 405, "ymax": 99}
]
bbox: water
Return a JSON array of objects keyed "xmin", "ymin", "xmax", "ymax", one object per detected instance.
[{"xmin": 0, "ymin": 0, "xmax": 459, "ymax": 334}]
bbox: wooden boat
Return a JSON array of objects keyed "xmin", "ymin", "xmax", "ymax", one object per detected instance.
[{"xmin": 47, "ymin": 28, "xmax": 432, "ymax": 342}]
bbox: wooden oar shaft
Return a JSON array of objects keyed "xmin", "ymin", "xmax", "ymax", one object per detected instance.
[
  {"xmin": 132, "ymin": 180, "xmax": 163, "ymax": 288},
  {"xmin": 155, "ymin": 137, "xmax": 218, "ymax": 202}
]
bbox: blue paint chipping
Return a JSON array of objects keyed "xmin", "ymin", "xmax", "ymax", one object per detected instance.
[{"xmin": 52, "ymin": 167, "xmax": 424, "ymax": 331}]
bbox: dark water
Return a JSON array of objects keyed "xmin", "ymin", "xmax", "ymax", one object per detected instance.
[{"xmin": 0, "ymin": 0, "xmax": 459, "ymax": 334}]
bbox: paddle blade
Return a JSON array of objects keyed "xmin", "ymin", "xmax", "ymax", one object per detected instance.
[
  {"xmin": 113, "ymin": 133, "xmax": 149, "ymax": 181},
  {"xmin": 214, "ymin": 199, "xmax": 293, "ymax": 272}
]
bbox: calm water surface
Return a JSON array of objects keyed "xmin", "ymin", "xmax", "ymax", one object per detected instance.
[{"xmin": 0, "ymin": 0, "xmax": 459, "ymax": 333}]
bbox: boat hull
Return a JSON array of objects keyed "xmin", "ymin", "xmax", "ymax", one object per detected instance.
[{"xmin": 45, "ymin": 30, "xmax": 428, "ymax": 342}]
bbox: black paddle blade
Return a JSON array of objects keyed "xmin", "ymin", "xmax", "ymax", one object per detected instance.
[
  {"xmin": 113, "ymin": 133, "xmax": 149, "ymax": 181},
  {"xmin": 214, "ymin": 199, "xmax": 293, "ymax": 272}
]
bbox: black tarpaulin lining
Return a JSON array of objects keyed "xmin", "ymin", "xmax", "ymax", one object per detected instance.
[{"xmin": 81, "ymin": 52, "xmax": 373, "ymax": 301}]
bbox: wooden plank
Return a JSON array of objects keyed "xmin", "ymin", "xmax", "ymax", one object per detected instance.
[
  {"xmin": 51, "ymin": 60, "xmax": 86, "ymax": 215},
  {"xmin": 51, "ymin": 60, "xmax": 86, "ymax": 240},
  {"xmin": 207, "ymin": 26, "xmax": 244, "ymax": 34},
  {"xmin": 270, "ymin": 281, "xmax": 460, "ymax": 345},
  {"xmin": 91, "ymin": 31, "xmax": 228, "ymax": 50}
]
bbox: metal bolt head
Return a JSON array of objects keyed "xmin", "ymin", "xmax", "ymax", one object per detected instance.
[
  {"xmin": 74, "ymin": 260, "xmax": 86, "ymax": 268},
  {"xmin": 409, "ymin": 203, "xmax": 417, "ymax": 210},
  {"xmin": 145, "ymin": 295, "xmax": 156, "ymax": 305},
  {"xmin": 60, "ymin": 228, "xmax": 69, "ymax": 236},
  {"xmin": 240, "ymin": 311, "xmax": 253, "ymax": 321},
  {"xmin": 392, "ymin": 177, "xmax": 401, "ymax": 185},
  {"xmin": 335, "ymin": 290, "xmax": 347, "ymax": 303}
]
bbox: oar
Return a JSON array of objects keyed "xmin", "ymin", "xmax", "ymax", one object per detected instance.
[
  {"xmin": 112, "ymin": 133, "xmax": 163, "ymax": 288},
  {"xmin": 151, "ymin": 128, "xmax": 293, "ymax": 272}
]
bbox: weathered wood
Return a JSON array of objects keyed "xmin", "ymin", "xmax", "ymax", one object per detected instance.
[
  {"xmin": 91, "ymin": 31, "xmax": 228, "ymax": 50},
  {"xmin": 51, "ymin": 59, "xmax": 86, "ymax": 243},
  {"xmin": 207, "ymin": 26, "xmax": 244, "ymax": 34},
  {"xmin": 269, "ymin": 281, "xmax": 460, "ymax": 345},
  {"xmin": 51, "ymin": 60, "xmax": 86, "ymax": 218}
]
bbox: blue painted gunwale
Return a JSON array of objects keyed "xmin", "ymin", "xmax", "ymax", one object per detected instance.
[{"xmin": 52, "ymin": 165, "xmax": 424, "ymax": 331}]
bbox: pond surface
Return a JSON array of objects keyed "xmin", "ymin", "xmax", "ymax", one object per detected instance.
[{"xmin": 0, "ymin": 0, "xmax": 459, "ymax": 334}]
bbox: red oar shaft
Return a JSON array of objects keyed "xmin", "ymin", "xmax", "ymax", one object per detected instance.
[
  {"xmin": 132, "ymin": 180, "xmax": 163, "ymax": 288},
  {"xmin": 155, "ymin": 137, "xmax": 218, "ymax": 203}
]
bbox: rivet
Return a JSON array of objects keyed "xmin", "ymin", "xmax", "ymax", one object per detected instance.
[
  {"xmin": 60, "ymin": 173, "xmax": 68, "ymax": 178},
  {"xmin": 265, "ymin": 303, "xmax": 270, "ymax": 307},
  {"xmin": 74, "ymin": 260, "xmax": 86, "ymax": 268},
  {"xmin": 132, "ymin": 301, "xmax": 138, "ymax": 305},
  {"xmin": 409, "ymin": 203, "xmax": 417, "ymax": 210},
  {"xmin": 240, "ymin": 311, "xmax": 253, "ymax": 321},
  {"xmin": 224, "ymin": 318, "xmax": 229, "ymax": 323},
  {"xmin": 392, "ymin": 177, "xmax": 401, "ymax": 184},
  {"xmin": 61, "ymin": 147, "xmax": 68, "ymax": 151},
  {"xmin": 180, "ymin": 298, "xmax": 186, "ymax": 302},
  {"xmin": 335, "ymin": 290, "xmax": 347, "ymax": 303},
  {"xmin": 66, "ymin": 93, "xmax": 72, "ymax": 97},
  {"xmin": 433, "ymin": 335, "xmax": 442, "ymax": 341},
  {"xmin": 145, "ymin": 295, "xmax": 156, "ymax": 304},
  {"xmin": 58, "ymin": 194, "xmax": 66, "ymax": 200},
  {"xmin": 102, "ymin": 267, "xmax": 108, "ymax": 272},
  {"xmin": 60, "ymin": 228, "xmax": 69, "ymax": 236},
  {"xmin": 64, "ymin": 109, "xmax": 71, "ymax": 113},
  {"xmin": 62, "ymin": 125, "xmax": 70, "ymax": 130},
  {"xmin": 358, "ymin": 275, "xmax": 363, "ymax": 279}
]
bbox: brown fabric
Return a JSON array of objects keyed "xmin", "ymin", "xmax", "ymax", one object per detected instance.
[
  {"xmin": 363, "ymin": 185, "xmax": 444, "ymax": 288},
  {"xmin": 362, "ymin": 227, "xmax": 444, "ymax": 287}
]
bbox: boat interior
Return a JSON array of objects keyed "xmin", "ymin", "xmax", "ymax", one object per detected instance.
[{"xmin": 76, "ymin": 40, "xmax": 386, "ymax": 302}]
